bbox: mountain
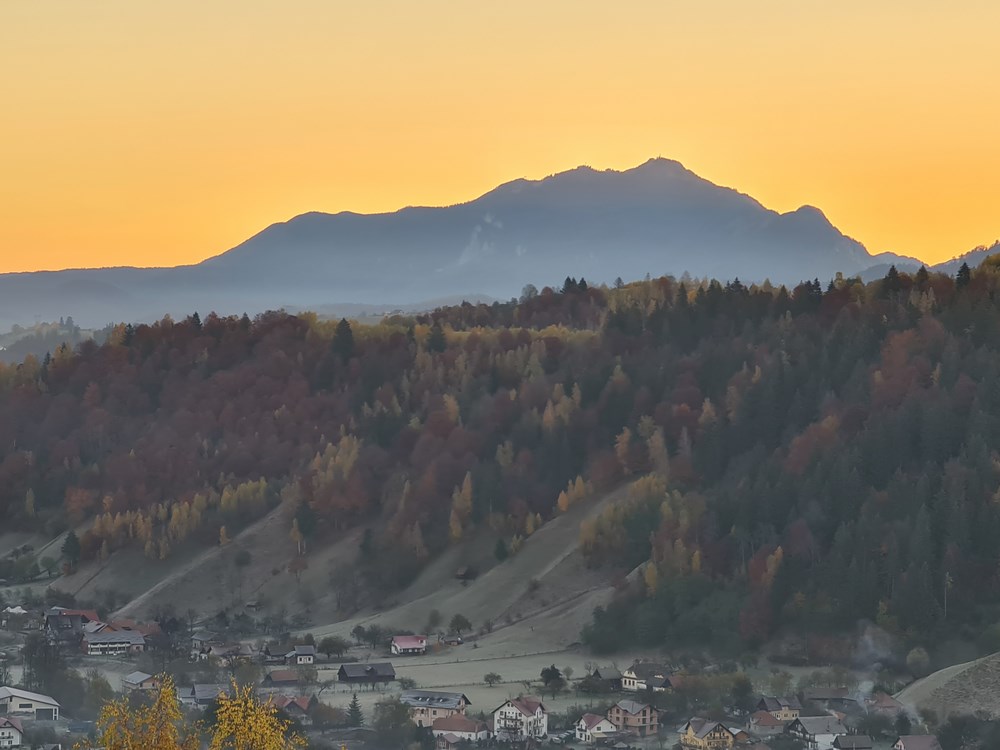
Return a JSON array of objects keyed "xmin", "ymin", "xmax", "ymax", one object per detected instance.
[
  {"xmin": 932, "ymin": 240, "xmax": 1000, "ymax": 277},
  {"xmin": 0, "ymin": 158, "xmax": 923, "ymax": 329}
]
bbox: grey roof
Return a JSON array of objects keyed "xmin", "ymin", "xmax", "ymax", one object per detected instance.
[
  {"xmin": 626, "ymin": 661, "xmax": 669, "ymax": 681},
  {"xmin": 291, "ymin": 645, "xmax": 316, "ymax": 656},
  {"xmin": 338, "ymin": 662, "xmax": 396, "ymax": 679},
  {"xmin": 614, "ymin": 700, "xmax": 650, "ymax": 715},
  {"xmin": 792, "ymin": 716, "xmax": 848, "ymax": 736},
  {"xmin": 124, "ymin": 671, "xmax": 153, "ymax": 684},
  {"xmin": 593, "ymin": 666, "xmax": 622, "ymax": 680},
  {"xmin": 758, "ymin": 696, "xmax": 802, "ymax": 711},
  {"xmin": 0, "ymin": 686, "xmax": 61, "ymax": 707},
  {"xmin": 188, "ymin": 684, "xmax": 231, "ymax": 702},
  {"xmin": 833, "ymin": 737, "xmax": 874, "ymax": 750},
  {"xmin": 895, "ymin": 737, "xmax": 943, "ymax": 750},
  {"xmin": 684, "ymin": 718, "xmax": 732, "ymax": 740},
  {"xmin": 400, "ymin": 690, "xmax": 471, "ymax": 710}
]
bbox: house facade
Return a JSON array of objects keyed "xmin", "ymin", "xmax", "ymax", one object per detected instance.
[
  {"xmin": 82, "ymin": 629, "xmax": 146, "ymax": 656},
  {"xmin": 621, "ymin": 661, "xmax": 670, "ymax": 692},
  {"xmin": 756, "ymin": 696, "xmax": 801, "ymax": 722},
  {"xmin": 400, "ymin": 690, "xmax": 470, "ymax": 727},
  {"xmin": 123, "ymin": 671, "xmax": 159, "ymax": 692},
  {"xmin": 787, "ymin": 717, "xmax": 848, "ymax": 750},
  {"xmin": 391, "ymin": 635, "xmax": 428, "ymax": 656},
  {"xmin": 0, "ymin": 716, "xmax": 22, "ymax": 748},
  {"xmin": 286, "ymin": 645, "xmax": 315, "ymax": 666},
  {"xmin": 679, "ymin": 718, "xmax": 735, "ymax": 750},
  {"xmin": 576, "ymin": 713, "xmax": 617, "ymax": 743},
  {"xmin": 492, "ymin": 698, "xmax": 547, "ymax": 741},
  {"xmin": 0, "ymin": 687, "xmax": 60, "ymax": 721},
  {"xmin": 431, "ymin": 714, "xmax": 489, "ymax": 741},
  {"xmin": 747, "ymin": 710, "xmax": 786, "ymax": 736},
  {"xmin": 607, "ymin": 700, "xmax": 657, "ymax": 737}
]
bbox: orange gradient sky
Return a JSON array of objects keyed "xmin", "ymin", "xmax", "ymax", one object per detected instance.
[{"xmin": 2, "ymin": 0, "xmax": 998, "ymax": 273}]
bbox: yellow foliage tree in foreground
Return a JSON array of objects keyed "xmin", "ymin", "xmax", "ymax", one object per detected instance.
[
  {"xmin": 79, "ymin": 675, "xmax": 198, "ymax": 750},
  {"xmin": 210, "ymin": 682, "xmax": 306, "ymax": 750},
  {"xmin": 78, "ymin": 677, "xmax": 305, "ymax": 750}
]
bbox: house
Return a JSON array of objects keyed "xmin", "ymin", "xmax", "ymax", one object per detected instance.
[
  {"xmin": 833, "ymin": 737, "xmax": 874, "ymax": 750},
  {"xmin": 272, "ymin": 695, "xmax": 317, "ymax": 725},
  {"xmin": 746, "ymin": 710, "xmax": 786, "ymax": 736},
  {"xmin": 190, "ymin": 630, "xmax": 221, "ymax": 659},
  {"xmin": 492, "ymin": 697, "xmax": 548, "ymax": 741},
  {"xmin": 607, "ymin": 699, "xmax": 658, "ymax": 737},
  {"xmin": 0, "ymin": 716, "xmax": 23, "ymax": 748},
  {"xmin": 787, "ymin": 716, "xmax": 848, "ymax": 750},
  {"xmin": 209, "ymin": 643, "xmax": 255, "ymax": 663},
  {"xmin": 400, "ymin": 690, "xmax": 470, "ymax": 727},
  {"xmin": 679, "ymin": 718, "xmax": 735, "ymax": 749},
  {"xmin": 337, "ymin": 662, "xmax": 396, "ymax": 687},
  {"xmin": 431, "ymin": 714, "xmax": 490, "ymax": 742},
  {"xmin": 755, "ymin": 696, "xmax": 802, "ymax": 722},
  {"xmin": 43, "ymin": 608, "xmax": 99, "ymax": 644},
  {"xmin": 0, "ymin": 687, "xmax": 61, "ymax": 720},
  {"xmin": 261, "ymin": 670, "xmax": 301, "ymax": 689},
  {"xmin": 391, "ymin": 635, "xmax": 428, "ymax": 656},
  {"xmin": 262, "ymin": 643, "xmax": 294, "ymax": 664},
  {"xmin": 621, "ymin": 661, "xmax": 671, "ymax": 692},
  {"xmin": 866, "ymin": 692, "xmax": 904, "ymax": 716},
  {"xmin": 591, "ymin": 666, "xmax": 623, "ymax": 691},
  {"xmin": 82, "ymin": 629, "xmax": 146, "ymax": 656},
  {"xmin": 893, "ymin": 738, "xmax": 942, "ymax": 750},
  {"xmin": 800, "ymin": 687, "xmax": 858, "ymax": 713},
  {"xmin": 285, "ymin": 645, "xmax": 316, "ymax": 666},
  {"xmin": 576, "ymin": 713, "xmax": 617, "ymax": 743},
  {"xmin": 178, "ymin": 684, "xmax": 231, "ymax": 707},
  {"xmin": 122, "ymin": 671, "xmax": 159, "ymax": 692},
  {"xmin": 435, "ymin": 733, "xmax": 468, "ymax": 750}
]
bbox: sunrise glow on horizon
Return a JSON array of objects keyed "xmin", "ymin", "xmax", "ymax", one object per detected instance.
[{"xmin": 2, "ymin": 0, "xmax": 998, "ymax": 274}]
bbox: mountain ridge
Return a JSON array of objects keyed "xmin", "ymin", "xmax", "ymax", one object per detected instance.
[{"xmin": 0, "ymin": 158, "xmax": 992, "ymax": 330}]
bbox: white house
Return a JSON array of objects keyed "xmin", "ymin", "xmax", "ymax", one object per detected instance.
[
  {"xmin": 82, "ymin": 630, "xmax": 146, "ymax": 656},
  {"xmin": 285, "ymin": 645, "xmax": 316, "ymax": 666},
  {"xmin": 391, "ymin": 635, "xmax": 428, "ymax": 656},
  {"xmin": 0, "ymin": 716, "xmax": 23, "ymax": 748},
  {"xmin": 787, "ymin": 716, "xmax": 848, "ymax": 750},
  {"xmin": 492, "ymin": 697, "xmax": 547, "ymax": 741},
  {"xmin": 575, "ymin": 713, "xmax": 616, "ymax": 743},
  {"xmin": 621, "ymin": 661, "xmax": 671, "ymax": 692},
  {"xmin": 0, "ymin": 687, "xmax": 60, "ymax": 720},
  {"xmin": 431, "ymin": 714, "xmax": 490, "ymax": 741}
]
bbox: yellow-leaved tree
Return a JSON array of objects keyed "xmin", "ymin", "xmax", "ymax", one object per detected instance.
[
  {"xmin": 80, "ymin": 674, "xmax": 198, "ymax": 750},
  {"xmin": 210, "ymin": 682, "xmax": 306, "ymax": 750},
  {"xmin": 77, "ymin": 677, "xmax": 305, "ymax": 750}
]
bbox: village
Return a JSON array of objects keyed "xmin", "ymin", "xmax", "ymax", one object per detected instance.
[{"xmin": 0, "ymin": 601, "xmax": 942, "ymax": 750}]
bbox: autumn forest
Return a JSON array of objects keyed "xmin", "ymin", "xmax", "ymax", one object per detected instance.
[{"xmin": 3, "ymin": 261, "xmax": 1000, "ymax": 654}]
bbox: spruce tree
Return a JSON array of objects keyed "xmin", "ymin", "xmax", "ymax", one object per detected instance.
[
  {"xmin": 348, "ymin": 693, "xmax": 364, "ymax": 727},
  {"xmin": 332, "ymin": 318, "xmax": 355, "ymax": 363},
  {"xmin": 61, "ymin": 530, "xmax": 81, "ymax": 569}
]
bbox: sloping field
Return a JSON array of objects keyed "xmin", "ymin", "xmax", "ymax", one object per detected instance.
[
  {"xmin": 306, "ymin": 484, "xmax": 632, "ymax": 654},
  {"xmin": 896, "ymin": 653, "xmax": 1000, "ymax": 720}
]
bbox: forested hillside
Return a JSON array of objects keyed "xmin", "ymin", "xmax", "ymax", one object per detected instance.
[{"xmin": 3, "ymin": 261, "xmax": 1000, "ymax": 653}]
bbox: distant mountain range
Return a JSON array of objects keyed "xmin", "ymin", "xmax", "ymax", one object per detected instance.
[{"xmin": 0, "ymin": 158, "xmax": 995, "ymax": 330}]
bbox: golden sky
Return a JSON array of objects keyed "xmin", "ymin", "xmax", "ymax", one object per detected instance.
[{"xmin": 2, "ymin": 1, "xmax": 998, "ymax": 273}]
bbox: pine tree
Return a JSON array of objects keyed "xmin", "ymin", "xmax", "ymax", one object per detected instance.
[
  {"xmin": 332, "ymin": 318, "xmax": 355, "ymax": 363},
  {"xmin": 61, "ymin": 530, "xmax": 81, "ymax": 568},
  {"xmin": 347, "ymin": 693, "xmax": 364, "ymax": 727}
]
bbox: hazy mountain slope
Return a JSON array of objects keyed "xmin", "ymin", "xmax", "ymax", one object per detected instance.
[{"xmin": 0, "ymin": 158, "xmax": 925, "ymax": 329}]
